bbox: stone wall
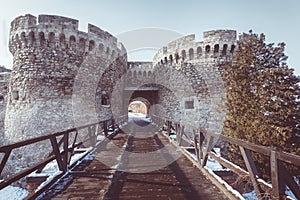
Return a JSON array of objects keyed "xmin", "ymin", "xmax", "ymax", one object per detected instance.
[
  {"xmin": 4, "ymin": 13, "xmax": 238, "ymax": 178},
  {"xmin": 126, "ymin": 62, "xmax": 154, "ymax": 87},
  {"xmin": 152, "ymin": 30, "xmax": 237, "ymax": 134},
  {"xmin": 4, "ymin": 14, "xmax": 127, "ymax": 176},
  {"xmin": 0, "ymin": 67, "xmax": 11, "ymax": 145}
]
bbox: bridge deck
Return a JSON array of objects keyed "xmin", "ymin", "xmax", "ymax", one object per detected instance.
[{"xmin": 43, "ymin": 118, "xmax": 228, "ymax": 200}]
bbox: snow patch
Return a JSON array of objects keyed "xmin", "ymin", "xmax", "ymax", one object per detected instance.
[
  {"xmin": 205, "ymin": 166, "xmax": 245, "ymax": 199},
  {"xmin": 242, "ymin": 190, "xmax": 257, "ymax": 200},
  {"xmin": 0, "ymin": 186, "xmax": 28, "ymax": 200}
]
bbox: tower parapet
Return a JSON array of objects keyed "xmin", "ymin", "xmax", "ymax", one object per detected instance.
[
  {"xmin": 9, "ymin": 14, "xmax": 123, "ymax": 59},
  {"xmin": 153, "ymin": 30, "xmax": 237, "ymax": 66}
]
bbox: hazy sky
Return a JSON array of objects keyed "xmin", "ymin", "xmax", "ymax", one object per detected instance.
[{"xmin": 1, "ymin": 0, "xmax": 300, "ymax": 74}]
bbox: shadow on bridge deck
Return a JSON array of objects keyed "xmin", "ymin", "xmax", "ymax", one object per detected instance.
[{"xmin": 41, "ymin": 117, "xmax": 228, "ymax": 200}]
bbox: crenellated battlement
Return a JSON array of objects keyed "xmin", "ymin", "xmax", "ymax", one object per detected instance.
[
  {"xmin": 153, "ymin": 30, "xmax": 237, "ymax": 66},
  {"xmin": 9, "ymin": 14, "xmax": 126, "ymax": 59}
]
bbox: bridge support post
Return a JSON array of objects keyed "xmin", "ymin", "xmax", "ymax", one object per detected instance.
[
  {"xmin": 104, "ymin": 120, "xmax": 108, "ymax": 136},
  {"xmin": 193, "ymin": 129, "xmax": 200, "ymax": 161}
]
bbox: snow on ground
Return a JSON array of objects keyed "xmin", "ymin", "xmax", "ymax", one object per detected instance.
[
  {"xmin": 0, "ymin": 186, "xmax": 28, "ymax": 200},
  {"xmin": 242, "ymin": 190, "xmax": 256, "ymax": 200},
  {"xmin": 128, "ymin": 112, "xmax": 152, "ymax": 123}
]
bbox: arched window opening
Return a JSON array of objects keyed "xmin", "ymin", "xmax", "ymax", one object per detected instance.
[
  {"xmin": 169, "ymin": 55, "xmax": 173, "ymax": 63},
  {"xmin": 69, "ymin": 35, "xmax": 76, "ymax": 48},
  {"xmin": 48, "ymin": 32, "xmax": 55, "ymax": 47},
  {"xmin": 59, "ymin": 34, "xmax": 66, "ymax": 48},
  {"xmin": 181, "ymin": 50, "xmax": 186, "ymax": 60},
  {"xmin": 133, "ymin": 71, "xmax": 137, "ymax": 78},
  {"xmin": 15, "ymin": 34, "xmax": 21, "ymax": 48},
  {"xmin": 12, "ymin": 91, "xmax": 19, "ymax": 101},
  {"xmin": 99, "ymin": 43, "xmax": 104, "ymax": 53},
  {"xmin": 205, "ymin": 45, "xmax": 210, "ymax": 53},
  {"xmin": 164, "ymin": 57, "xmax": 168, "ymax": 64},
  {"xmin": 106, "ymin": 47, "xmax": 110, "ymax": 56},
  {"xmin": 0, "ymin": 94, "xmax": 4, "ymax": 103},
  {"xmin": 79, "ymin": 38, "xmax": 86, "ymax": 52},
  {"xmin": 189, "ymin": 48, "xmax": 194, "ymax": 60},
  {"xmin": 89, "ymin": 40, "xmax": 95, "ymax": 51},
  {"xmin": 222, "ymin": 44, "xmax": 228, "ymax": 55},
  {"xmin": 175, "ymin": 53, "xmax": 179, "ymax": 63},
  {"xmin": 160, "ymin": 59, "xmax": 163, "ymax": 64},
  {"xmin": 39, "ymin": 32, "xmax": 45, "ymax": 47},
  {"xmin": 101, "ymin": 94, "xmax": 110, "ymax": 106},
  {"xmin": 214, "ymin": 44, "xmax": 219, "ymax": 54},
  {"xmin": 197, "ymin": 47, "xmax": 202, "ymax": 58},
  {"xmin": 143, "ymin": 71, "xmax": 146, "ymax": 77},
  {"xmin": 148, "ymin": 71, "xmax": 152, "ymax": 77},
  {"xmin": 138, "ymin": 71, "xmax": 142, "ymax": 76},
  {"xmin": 111, "ymin": 50, "xmax": 115, "ymax": 59},
  {"xmin": 230, "ymin": 44, "xmax": 235, "ymax": 53},
  {"xmin": 21, "ymin": 32, "xmax": 27, "ymax": 47},
  {"xmin": 128, "ymin": 71, "xmax": 132, "ymax": 77},
  {"xmin": 29, "ymin": 31, "xmax": 35, "ymax": 47}
]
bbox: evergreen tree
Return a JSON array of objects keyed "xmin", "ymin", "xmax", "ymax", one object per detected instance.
[{"xmin": 221, "ymin": 30, "xmax": 300, "ymax": 179}]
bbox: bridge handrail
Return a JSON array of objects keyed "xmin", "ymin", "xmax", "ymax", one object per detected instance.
[
  {"xmin": 0, "ymin": 115, "xmax": 128, "ymax": 194},
  {"xmin": 151, "ymin": 114, "xmax": 300, "ymax": 200}
]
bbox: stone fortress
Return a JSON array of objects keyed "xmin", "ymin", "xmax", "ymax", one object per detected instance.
[{"xmin": 1, "ymin": 14, "xmax": 238, "ymax": 175}]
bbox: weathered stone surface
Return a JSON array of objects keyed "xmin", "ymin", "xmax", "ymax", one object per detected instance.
[
  {"xmin": 152, "ymin": 30, "xmax": 237, "ymax": 135},
  {"xmin": 4, "ymin": 14, "xmax": 127, "ymax": 176},
  {"xmin": 4, "ymin": 14, "xmax": 238, "ymax": 178}
]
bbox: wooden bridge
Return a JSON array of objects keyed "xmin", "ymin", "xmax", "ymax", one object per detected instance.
[{"xmin": 0, "ymin": 115, "xmax": 299, "ymax": 199}]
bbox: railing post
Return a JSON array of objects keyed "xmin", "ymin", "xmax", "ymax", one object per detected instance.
[
  {"xmin": 63, "ymin": 133, "xmax": 69, "ymax": 170},
  {"xmin": 167, "ymin": 120, "xmax": 171, "ymax": 136},
  {"xmin": 112, "ymin": 119, "xmax": 115, "ymax": 131},
  {"xmin": 270, "ymin": 150, "xmax": 285, "ymax": 200},
  {"xmin": 193, "ymin": 129, "xmax": 200, "ymax": 161},
  {"xmin": 201, "ymin": 135, "xmax": 213, "ymax": 168},
  {"xmin": 50, "ymin": 136, "xmax": 66, "ymax": 172},
  {"xmin": 104, "ymin": 120, "xmax": 108, "ymax": 136},
  {"xmin": 88, "ymin": 125, "xmax": 97, "ymax": 146},
  {"xmin": 199, "ymin": 131, "xmax": 204, "ymax": 159},
  {"xmin": 178, "ymin": 126, "xmax": 184, "ymax": 146}
]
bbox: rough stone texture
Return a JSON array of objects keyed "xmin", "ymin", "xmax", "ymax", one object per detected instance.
[
  {"xmin": 126, "ymin": 62, "xmax": 154, "ymax": 87},
  {"xmin": 4, "ymin": 14, "xmax": 238, "ymax": 178},
  {"xmin": 5, "ymin": 14, "xmax": 127, "ymax": 176},
  {"xmin": 152, "ymin": 30, "xmax": 237, "ymax": 134},
  {"xmin": 0, "ymin": 66, "xmax": 11, "ymax": 145}
]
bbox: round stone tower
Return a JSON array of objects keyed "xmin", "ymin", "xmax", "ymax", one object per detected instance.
[
  {"xmin": 4, "ymin": 14, "xmax": 127, "ymax": 174},
  {"xmin": 152, "ymin": 30, "xmax": 237, "ymax": 133}
]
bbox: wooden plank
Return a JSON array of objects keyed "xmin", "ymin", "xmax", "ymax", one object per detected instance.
[
  {"xmin": 0, "ymin": 149, "xmax": 11, "ymax": 175},
  {"xmin": 193, "ymin": 129, "xmax": 200, "ymax": 161},
  {"xmin": 270, "ymin": 150, "xmax": 281, "ymax": 199},
  {"xmin": 201, "ymin": 135, "xmax": 214, "ymax": 168},
  {"xmin": 239, "ymin": 147, "xmax": 262, "ymax": 199},
  {"xmin": 178, "ymin": 126, "xmax": 184, "ymax": 146},
  {"xmin": 199, "ymin": 131, "xmax": 204, "ymax": 160},
  {"xmin": 50, "ymin": 136, "xmax": 66, "ymax": 172},
  {"xmin": 63, "ymin": 134, "xmax": 69, "ymax": 170}
]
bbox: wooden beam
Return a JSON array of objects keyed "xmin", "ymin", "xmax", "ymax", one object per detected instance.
[
  {"xmin": 239, "ymin": 147, "xmax": 262, "ymax": 199},
  {"xmin": 50, "ymin": 136, "xmax": 66, "ymax": 172},
  {"xmin": 0, "ymin": 149, "xmax": 11, "ymax": 175}
]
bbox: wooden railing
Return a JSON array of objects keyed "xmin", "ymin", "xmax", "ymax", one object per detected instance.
[
  {"xmin": 0, "ymin": 115, "xmax": 127, "ymax": 199},
  {"xmin": 151, "ymin": 115, "xmax": 300, "ymax": 200}
]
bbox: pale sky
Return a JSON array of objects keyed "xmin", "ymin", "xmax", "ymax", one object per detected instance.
[{"xmin": 1, "ymin": 0, "xmax": 300, "ymax": 74}]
